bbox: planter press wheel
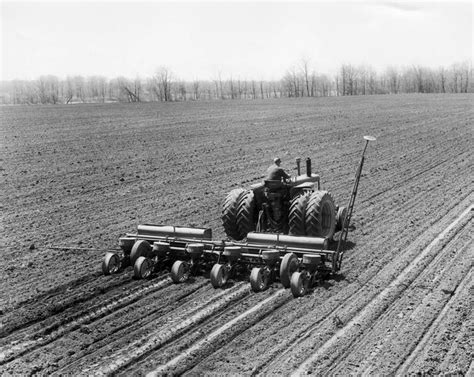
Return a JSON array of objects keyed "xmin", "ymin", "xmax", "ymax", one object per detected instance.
[
  {"xmin": 130, "ymin": 240, "xmax": 152, "ymax": 266},
  {"xmin": 279, "ymin": 253, "xmax": 299, "ymax": 288},
  {"xmin": 250, "ymin": 267, "xmax": 269, "ymax": 292},
  {"xmin": 210, "ymin": 263, "xmax": 227, "ymax": 288},
  {"xmin": 171, "ymin": 260, "xmax": 190, "ymax": 283},
  {"xmin": 102, "ymin": 252, "xmax": 120, "ymax": 275},
  {"xmin": 290, "ymin": 271, "xmax": 310, "ymax": 298},
  {"xmin": 134, "ymin": 256, "xmax": 153, "ymax": 279}
]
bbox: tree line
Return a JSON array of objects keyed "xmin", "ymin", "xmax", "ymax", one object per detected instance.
[{"xmin": 0, "ymin": 61, "xmax": 471, "ymax": 105}]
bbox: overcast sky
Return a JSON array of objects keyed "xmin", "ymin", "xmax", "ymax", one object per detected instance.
[{"xmin": 1, "ymin": 1, "xmax": 472, "ymax": 81}]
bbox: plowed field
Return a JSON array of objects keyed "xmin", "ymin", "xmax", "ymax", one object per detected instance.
[{"xmin": 1, "ymin": 94, "xmax": 473, "ymax": 375}]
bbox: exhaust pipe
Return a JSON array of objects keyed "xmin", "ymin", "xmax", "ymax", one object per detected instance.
[
  {"xmin": 295, "ymin": 158, "xmax": 301, "ymax": 175},
  {"xmin": 306, "ymin": 157, "xmax": 312, "ymax": 177}
]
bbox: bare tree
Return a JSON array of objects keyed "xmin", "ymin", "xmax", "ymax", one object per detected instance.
[
  {"xmin": 192, "ymin": 80, "xmax": 200, "ymax": 100},
  {"xmin": 229, "ymin": 77, "xmax": 236, "ymax": 99},
  {"xmin": 64, "ymin": 76, "xmax": 75, "ymax": 104},
  {"xmin": 413, "ymin": 65, "xmax": 424, "ymax": 93},
  {"xmin": 438, "ymin": 67, "xmax": 446, "ymax": 93},
  {"xmin": 73, "ymin": 76, "xmax": 86, "ymax": 102},
  {"xmin": 177, "ymin": 81, "xmax": 187, "ymax": 100},
  {"xmin": 36, "ymin": 75, "xmax": 59, "ymax": 104},
  {"xmin": 96, "ymin": 76, "xmax": 107, "ymax": 102},
  {"xmin": 300, "ymin": 58, "xmax": 311, "ymax": 97},
  {"xmin": 341, "ymin": 64, "xmax": 358, "ymax": 95},
  {"xmin": 251, "ymin": 80, "xmax": 257, "ymax": 99},
  {"xmin": 116, "ymin": 77, "xmax": 141, "ymax": 102},
  {"xmin": 154, "ymin": 67, "xmax": 173, "ymax": 101},
  {"xmin": 386, "ymin": 66, "xmax": 400, "ymax": 94}
]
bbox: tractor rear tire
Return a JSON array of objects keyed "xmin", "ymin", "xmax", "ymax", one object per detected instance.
[
  {"xmin": 210, "ymin": 263, "xmax": 227, "ymax": 288},
  {"xmin": 279, "ymin": 253, "xmax": 299, "ymax": 288},
  {"xmin": 237, "ymin": 190, "xmax": 256, "ymax": 238},
  {"xmin": 171, "ymin": 260, "xmax": 189, "ymax": 283},
  {"xmin": 289, "ymin": 192, "xmax": 311, "ymax": 236},
  {"xmin": 130, "ymin": 240, "xmax": 152, "ymax": 266},
  {"xmin": 102, "ymin": 252, "xmax": 120, "ymax": 275},
  {"xmin": 222, "ymin": 188, "xmax": 246, "ymax": 240},
  {"xmin": 305, "ymin": 191, "xmax": 336, "ymax": 239},
  {"xmin": 134, "ymin": 256, "xmax": 153, "ymax": 279}
]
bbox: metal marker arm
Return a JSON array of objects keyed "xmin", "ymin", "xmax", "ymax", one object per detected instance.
[{"xmin": 333, "ymin": 135, "xmax": 375, "ymax": 272}]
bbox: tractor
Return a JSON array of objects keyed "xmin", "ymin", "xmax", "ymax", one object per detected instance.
[
  {"xmin": 222, "ymin": 157, "xmax": 347, "ymax": 241},
  {"xmin": 100, "ymin": 136, "xmax": 376, "ymax": 298}
]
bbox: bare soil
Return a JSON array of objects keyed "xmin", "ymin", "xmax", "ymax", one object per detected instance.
[{"xmin": 1, "ymin": 94, "xmax": 473, "ymax": 375}]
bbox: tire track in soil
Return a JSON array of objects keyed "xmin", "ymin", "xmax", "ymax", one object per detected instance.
[
  {"xmin": 396, "ymin": 266, "xmax": 473, "ymax": 375},
  {"xmin": 41, "ymin": 279, "xmax": 212, "ymax": 374},
  {"xmin": 147, "ymin": 288, "xmax": 289, "ymax": 376},
  {"xmin": 125, "ymin": 286, "xmax": 292, "ymax": 376},
  {"xmin": 0, "ymin": 273, "xmax": 172, "ymax": 364},
  {"xmin": 58, "ymin": 282, "xmax": 250, "ymax": 375},
  {"xmin": 0, "ymin": 270, "xmax": 132, "ymax": 337},
  {"xmin": 1, "ymin": 277, "xmax": 214, "ymax": 374},
  {"xmin": 292, "ymin": 204, "xmax": 473, "ymax": 375},
  {"xmin": 328, "ymin": 219, "xmax": 473, "ymax": 375}
]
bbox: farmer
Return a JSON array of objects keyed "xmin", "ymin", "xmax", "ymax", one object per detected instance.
[{"xmin": 266, "ymin": 157, "xmax": 290, "ymax": 182}]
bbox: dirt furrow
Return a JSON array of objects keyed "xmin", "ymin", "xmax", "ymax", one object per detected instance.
[
  {"xmin": 0, "ymin": 274, "xmax": 171, "ymax": 365},
  {"xmin": 292, "ymin": 203, "xmax": 473, "ymax": 375},
  {"xmin": 70, "ymin": 282, "xmax": 250, "ymax": 375},
  {"xmin": 147, "ymin": 289, "xmax": 289, "ymax": 376},
  {"xmin": 4, "ymin": 279, "xmax": 213, "ymax": 374},
  {"xmin": 0, "ymin": 269, "xmax": 134, "ymax": 337},
  {"xmin": 32, "ymin": 279, "xmax": 211, "ymax": 373},
  {"xmin": 328, "ymin": 219, "xmax": 472, "ymax": 374},
  {"xmin": 396, "ymin": 267, "xmax": 473, "ymax": 375}
]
